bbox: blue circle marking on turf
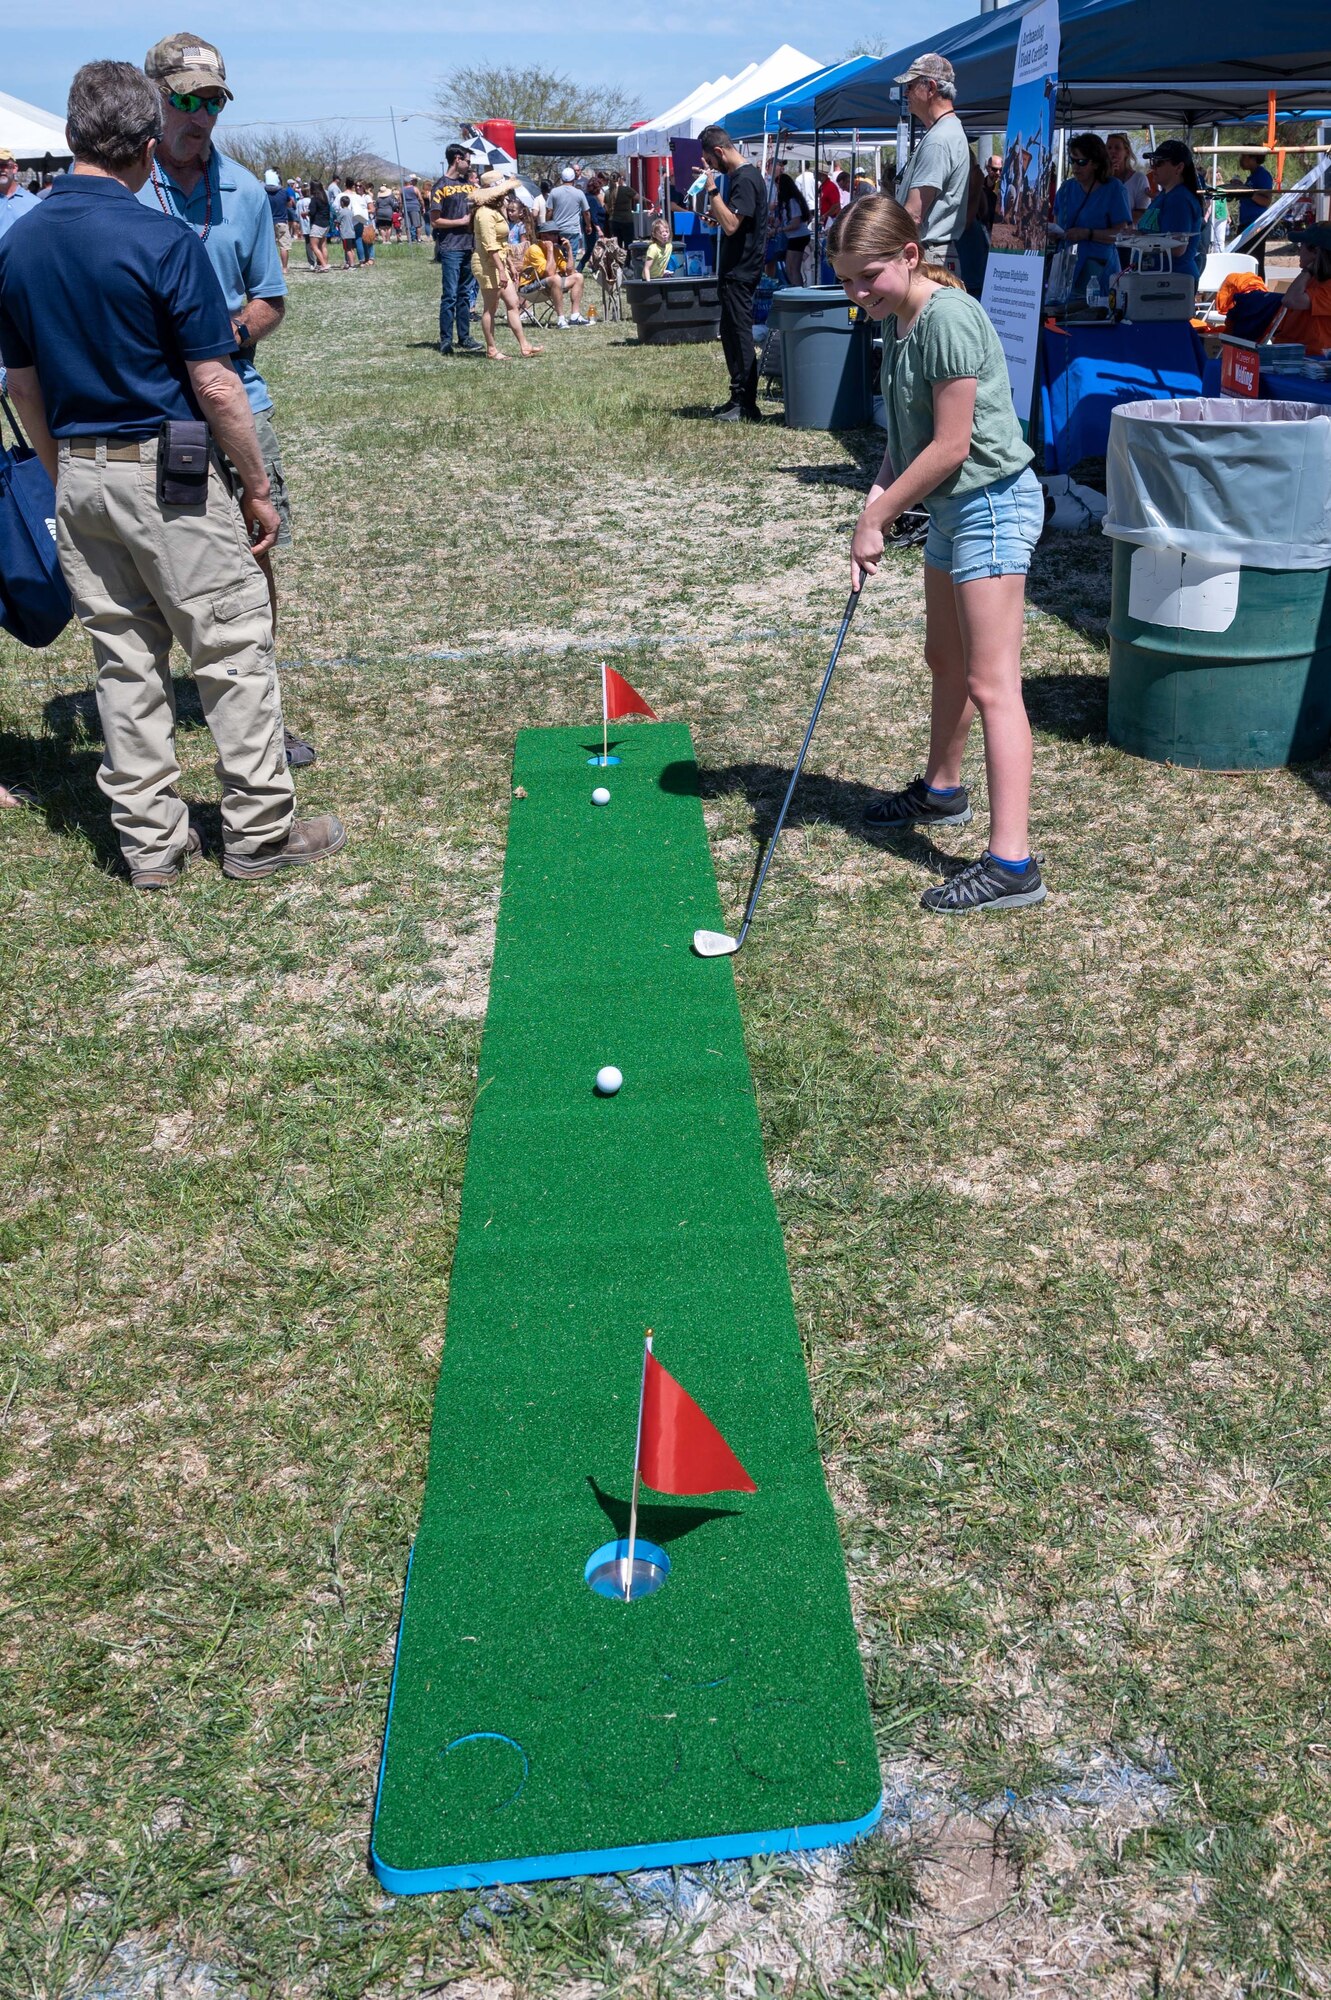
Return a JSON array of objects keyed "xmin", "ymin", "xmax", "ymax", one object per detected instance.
[
  {"xmin": 587, "ymin": 755, "xmax": 622, "ymax": 766},
  {"xmin": 438, "ymin": 1732, "xmax": 530, "ymax": 1810},
  {"xmin": 585, "ymin": 1538, "xmax": 670, "ymax": 1601}
]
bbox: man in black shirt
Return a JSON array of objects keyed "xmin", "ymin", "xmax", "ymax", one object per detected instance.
[
  {"xmin": 430, "ymin": 145, "xmax": 482, "ymax": 355},
  {"xmin": 698, "ymin": 124, "xmax": 767, "ymax": 423}
]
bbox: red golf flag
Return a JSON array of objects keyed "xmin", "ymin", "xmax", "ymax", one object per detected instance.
[
  {"xmin": 603, "ymin": 665, "xmax": 657, "ymax": 723},
  {"xmin": 639, "ymin": 1352, "xmax": 757, "ymax": 1495}
]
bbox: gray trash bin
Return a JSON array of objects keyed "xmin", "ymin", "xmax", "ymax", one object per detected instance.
[
  {"xmin": 625, "ymin": 277, "xmax": 720, "ymax": 346},
  {"xmin": 767, "ymin": 287, "xmax": 872, "ymax": 430}
]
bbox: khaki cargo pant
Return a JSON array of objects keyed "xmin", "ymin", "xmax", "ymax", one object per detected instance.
[{"xmin": 55, "ymin": 436, "xmax": 296, "ymax": 875}]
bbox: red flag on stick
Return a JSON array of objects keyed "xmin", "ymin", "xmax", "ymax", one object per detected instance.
[
  {"xmin": 639, "ymin": 1350, "xmax": 757, "ymax": 1495},
  {"xmin": 603, "ymin": 666, "xmax": 657, "ymax": 724},
  {"xmin": 620, "ymin": 1334, "xmax": 755, "ymax": 1601}
]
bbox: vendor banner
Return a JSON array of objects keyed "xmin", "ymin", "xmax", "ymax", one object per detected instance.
[{"xmin": 981, "ymin": 0, "xmax": 1060, "ymax": 432}]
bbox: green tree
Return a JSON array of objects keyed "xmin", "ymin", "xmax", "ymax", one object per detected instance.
[
  {"xmin": 433, "ymin": 64, "xmax": 641, "ymax": 138},
  {"xmin": 223, "ymin": 123, "xmax": 375, "ymax": 188}
]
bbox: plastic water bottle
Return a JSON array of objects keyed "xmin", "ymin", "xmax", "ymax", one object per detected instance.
[{"xmin": 1086, "ymin": 274, "xmax": 1102, "ymax": 311}]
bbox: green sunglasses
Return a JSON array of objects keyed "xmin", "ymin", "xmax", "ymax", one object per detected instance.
[{"xmin": 168, "ymin": 89, "xmax": 226, "ymax": 116}]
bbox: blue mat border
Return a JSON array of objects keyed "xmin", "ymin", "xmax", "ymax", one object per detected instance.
[{"xmin": 370, "ymin": 1546, "xmax": 885, "ymax": 1896}]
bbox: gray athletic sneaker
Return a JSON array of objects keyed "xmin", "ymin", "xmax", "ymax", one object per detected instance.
[
  {"xmin": 864, "ymin": 774, "xmax": 973, "ymax": 830},
  {"xmin": 920, "ymin": 851, "xmax": 1047, "ymax": 913}
]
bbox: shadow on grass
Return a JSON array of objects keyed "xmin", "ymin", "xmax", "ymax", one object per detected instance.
[
  {"xmin": 0, "ymin": 675, "xmax": 224, "ymax": 875},
  {"xmin": 1023, "ymin": 668, "xmax": 1108, "ymax": 745},
  {"xmin": 659, "ymin": 755, "xmax": 961, "ymax": 878}
]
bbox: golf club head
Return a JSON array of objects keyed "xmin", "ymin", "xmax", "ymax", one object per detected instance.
[{"xmin": 692, "ymin": 928, "xmax": 740, "ymax": 958}]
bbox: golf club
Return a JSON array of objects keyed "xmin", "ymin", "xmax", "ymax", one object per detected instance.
[{"xmin": 694, "ymin": 585, "xmax": 862, "ymax": 958}]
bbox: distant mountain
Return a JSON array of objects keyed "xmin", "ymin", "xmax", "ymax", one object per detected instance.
[{"xmin": 352, "ymin": 149, "xmax": 433, "ymax": 183}]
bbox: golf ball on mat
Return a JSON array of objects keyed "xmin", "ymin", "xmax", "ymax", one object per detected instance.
[
  {"xmin": 591, "ymin": 787, "xmax": 611, "ymax": 805},
  {"xmin": 595, "ymin": 1066, "xmax": 623, "ymax": 1096}
]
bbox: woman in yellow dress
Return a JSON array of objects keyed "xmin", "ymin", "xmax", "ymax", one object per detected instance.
[{"xmin": 468, "ymin": 172, "xmax": 543, "ymax": 360}]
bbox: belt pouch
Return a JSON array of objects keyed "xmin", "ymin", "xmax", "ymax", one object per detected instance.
[{"xmin": 157, "ymin": 419, "xmax": 211, "ymax": 508}]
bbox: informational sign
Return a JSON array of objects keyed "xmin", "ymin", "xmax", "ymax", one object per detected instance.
[{"xmin": 981, "ymin": 0, "xmax": 1060, "ymax": 430}]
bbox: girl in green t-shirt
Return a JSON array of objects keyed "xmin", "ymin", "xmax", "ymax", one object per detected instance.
[{"xmin": 829, "ymin": 195, "xmax": 1046, "ymax": 913}]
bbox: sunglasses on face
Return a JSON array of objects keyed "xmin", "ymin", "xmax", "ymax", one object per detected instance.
[
  {"xmin": 168, "ymin": 90, "xmax": 225, "ymax": 116},
  {"xmin": 1069, "ymin": 156, "xmax": 1090, "ymax": 167}
]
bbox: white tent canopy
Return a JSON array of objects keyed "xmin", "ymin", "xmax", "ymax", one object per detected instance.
[
  {"xmin": 663, "ymin": 46, "xmax": 822, "ymax": 143},
  {"xmin": 619, "ymin": 75, "xmax": 742, "ymax": 158},
  {"xmin": 0, "ymin": 89, "xmax": 71, "ymax": 166}
]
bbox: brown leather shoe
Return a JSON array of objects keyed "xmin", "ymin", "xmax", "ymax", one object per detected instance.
[
  {"xmin": 131, "ymin": 823, "xmax": 202, "ymax": 892},
  {"xmin": 222, "ymin": 813, "xmax": 347, "ymax": 880}
]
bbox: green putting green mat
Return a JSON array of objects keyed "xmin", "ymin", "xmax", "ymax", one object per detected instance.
[{"xmin": 371, "ymin": 722, "xmax": 881, "ymax": 1892}]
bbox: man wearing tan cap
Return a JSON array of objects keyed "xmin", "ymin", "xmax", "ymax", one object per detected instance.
[
  {"xmin": 137, "ymin": 30, "xmax": 316, "ymax": 769},
  {"xmin": 0, "ymin": 147, "xmax": 39, "ymax": 242},
  {"xmin": 893, "ymin": 54, "xmax": 972, "ymax": 267}
]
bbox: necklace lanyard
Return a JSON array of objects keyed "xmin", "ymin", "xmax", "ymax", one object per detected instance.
[{"xmin": 151, "ymin": 156, "xmax": 213, "ymax": 240}]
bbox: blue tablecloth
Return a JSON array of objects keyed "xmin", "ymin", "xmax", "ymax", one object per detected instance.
[
  {"xmin": 1200, "ymin": 356, "xmax": 1331, "ymax": 405},
  {"xmin": 1040, "ymin": 321, "xmax": 1206, "ymax": 471}
]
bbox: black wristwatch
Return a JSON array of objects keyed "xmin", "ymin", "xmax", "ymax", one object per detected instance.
[{"xmin": 232, "ymin": 320, "xmax": 251, "ymax": 351}]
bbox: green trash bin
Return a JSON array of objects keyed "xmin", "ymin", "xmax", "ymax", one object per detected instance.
[
  {"xmin": 1104, "ymin": 397, "xmax": 1331, "ymax": 769},
  {"xmin": 767, "ymin": 287, "xmax": 872, "ymax": 431}
]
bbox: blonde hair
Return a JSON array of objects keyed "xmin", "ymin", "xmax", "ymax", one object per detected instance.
[
  {"xmin": 827, "ymin": 194, "xmax": 955, "ymax": 288},
  {"xmin": 1107, "ymin": 133, "xmax": 1140, "ymax": 173},
  {"xmin": 649, "ymin": 214, "xmax": 671, "ymax": 241}
]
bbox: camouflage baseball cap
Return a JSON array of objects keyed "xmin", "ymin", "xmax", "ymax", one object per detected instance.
[
  {"xmin": 894, "ymin": 53, "xmax": 956, "ymax": 88},
  {"xmin": 144, "ymin": 32, "xmax": 234, "ymax": 101}
]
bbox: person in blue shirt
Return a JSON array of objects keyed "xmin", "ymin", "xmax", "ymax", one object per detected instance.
[
  {"xmin": 1137, "ymin": 140, "xmax": 1204, "ymax": 281},
  {"xmin": 1053, "ymin": 133, "xmax": 1130, "ymax": 297},
  {"xmin": 1231, "ymin": 150, "xmax": 1274, "ymax": 275},
  {"xmin": 136, "ymin": 31, "xmax": 315, "ymax": 767},
  {"xmin": 0, "ymin": 60, "xmax": 345, "ymax": 888},
  {"xmin": 0, "ymin": 147, "xmax": 40, "ymax": 242}
]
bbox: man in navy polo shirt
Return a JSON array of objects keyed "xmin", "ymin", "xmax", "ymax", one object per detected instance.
[
  {"xmin": 0, "ymin": 60, "xmax": 345, "ymax": 889},
  {"xmin": 137, "ymin": 31, "xmax": 315, "ymax": 768}
]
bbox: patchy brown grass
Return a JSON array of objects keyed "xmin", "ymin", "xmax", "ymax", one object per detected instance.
[{"xmin": 2, "ymin": 244, "xmax": 1330, "ymax": 1999}]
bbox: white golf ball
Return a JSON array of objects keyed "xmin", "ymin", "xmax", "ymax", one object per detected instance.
[
  {"xmin": 595, "ymin": 1065, "xmax": 623, "ymax": 1096},
  {"xmin": 591, "ymin": 787, "xmax": 611, "ymax": 806}
]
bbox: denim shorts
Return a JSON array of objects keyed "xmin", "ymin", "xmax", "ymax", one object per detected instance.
[{"xmin": 924, "ymin": 466, "xmax": 1044, "ymax": 585}]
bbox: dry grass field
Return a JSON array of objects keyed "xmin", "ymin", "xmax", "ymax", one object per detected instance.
[{"xmin": 2, "ymin": 245, "xmax": 1330, "ymax": 1999}]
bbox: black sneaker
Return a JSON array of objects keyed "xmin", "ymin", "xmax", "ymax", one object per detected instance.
[
  {"xmin": 920, "ymin": 852, "xmax": 1047, "ymax": 913},
  {"xmin": 712, "ymin": 401, "xmax": 744, "ymax": 421},
  {"xmin": 438, "ymin": 343, "xmax": 454, "ymax": 356},
  {"xmin": 457, "ymin": 339, "xmax": 484, "ymax": 353},
  {"xmin": 864, "ymin": 775, "xmax": 973, "ymax": 831}
]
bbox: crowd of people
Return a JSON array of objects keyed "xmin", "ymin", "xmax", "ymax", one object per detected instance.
[{"xmin": 0, "ymin": 35, "xmax": 1324, "ymax": 908}]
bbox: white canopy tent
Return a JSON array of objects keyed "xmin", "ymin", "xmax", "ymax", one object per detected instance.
[
  {"xmin": 618, "ymin": 75, "xmax": 746, "ymax": 159},
  {"xmin": 663, "ymin": 46, "xmax": 822, "ymax": 143},
  {"xmin": 0, "ymin": 89, "xmax": 71, "ymax": 168}
]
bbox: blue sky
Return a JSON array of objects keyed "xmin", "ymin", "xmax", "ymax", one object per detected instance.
[{"xmin": 7, "ymin": 2, "xmax": 960, "ymax": 166}]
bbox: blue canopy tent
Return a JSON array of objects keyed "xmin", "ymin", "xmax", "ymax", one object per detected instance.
[
  {"xmin": 814, "ymin": 0, "xmax": 1331, "ymax": 134},
  {"xmin": 725, "ymin": 56, "xmax": 885, "ymax": 140}
]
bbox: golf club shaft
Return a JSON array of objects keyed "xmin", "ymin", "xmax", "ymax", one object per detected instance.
[{"xmin": 735, "ymin": 588, "xmax": 861, "ymax": 948}]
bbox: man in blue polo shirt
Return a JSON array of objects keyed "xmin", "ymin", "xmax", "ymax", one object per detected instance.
[
  {"xmin": 0, "ymin": 59, "xmax": 345, "ymax": 889},
  {"xmin": 137, "ymin": 31, "xmax": 315, "ymax": 767},
  {"xmin": 0, "ymin": 147, "xmax": 40, "ymax": 242}
]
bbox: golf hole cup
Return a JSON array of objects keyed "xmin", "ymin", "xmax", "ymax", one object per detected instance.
[
  {"xmin": 595, "ymin": 1065, "xmax": 623, "ymax": 1096},
  {"xmin": 585, "ymin": 1538, "xmax": 670, "ymax": 1601}
]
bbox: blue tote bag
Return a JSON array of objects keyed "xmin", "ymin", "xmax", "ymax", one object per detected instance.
[{"xmin": 0, "ymin": 391, "xmax": 71, "ymax": 648}]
